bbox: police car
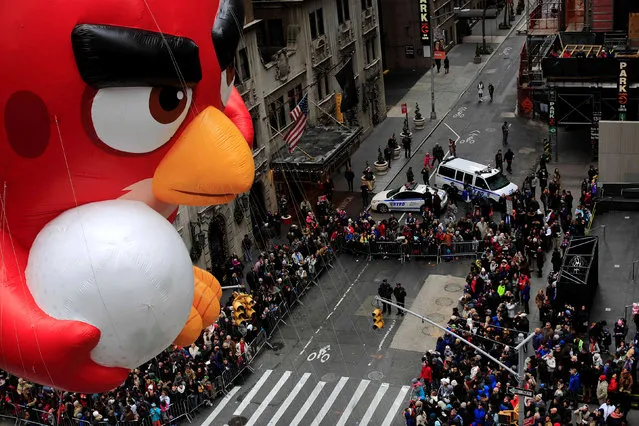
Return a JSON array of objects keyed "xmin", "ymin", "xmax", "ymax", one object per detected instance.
[{"xmin": 370, "ymin": 182, "xmax": 448, "ymax": 213}]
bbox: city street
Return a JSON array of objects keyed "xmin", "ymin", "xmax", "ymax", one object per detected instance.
[{"xmin": 196, "ymin": 13, "xmax": 544, "ymax": 426}]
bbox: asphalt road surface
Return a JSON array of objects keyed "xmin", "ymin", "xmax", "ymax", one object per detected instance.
[{"xmin": 196, "ymin": 27, "xmax": 550, "ymax": 426}]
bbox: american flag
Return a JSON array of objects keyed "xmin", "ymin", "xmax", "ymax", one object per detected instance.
[{"xmin": 284, "ymin": 95, "xmax": 308, "ymax": 153}]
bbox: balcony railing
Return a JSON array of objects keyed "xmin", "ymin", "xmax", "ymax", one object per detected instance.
[
  {"xmin": 237, "ymin": 78, "xmax": 257, "ymax": 109},
  {"xmin": 337, "ymin": 21, "xmax": 355, "ymax": 50},
  {"xmin": 361, "ymin": 8, "xmax": 377, "ymax": 35},
  {"xmin": 311, "ymin": 35, "xmax": 332, "ymax": 67},
  {"xmin": 364, "ymin": 58, "xmax": 382, "ymax": 81},
  {"xmin": 252, "ymin": 145, "xmax": 268, "ymax": 173}
]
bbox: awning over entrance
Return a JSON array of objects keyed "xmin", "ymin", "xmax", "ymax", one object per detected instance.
[
  {"xmin": 455, "ymin": 8, "xmax": 500, "ymax": 18},
  {"xmin": 271, "ymin": 126, "xmax": 363, "ymax": 183}
]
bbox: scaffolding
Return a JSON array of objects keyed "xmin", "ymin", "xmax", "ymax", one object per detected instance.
[{"xmin": 528, "ymin": 0, "xmax": 562, "ymax": 36}]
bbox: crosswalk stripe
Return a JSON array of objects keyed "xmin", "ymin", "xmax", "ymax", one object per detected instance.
[
  {"xmin": 267, "ymin": 372, "xmax": 311, "ymax": 426},
  {"xmin": 290, "ymin": 381, "xmax": 326, "ymax": 426},
  {"xmin": 359, "ymin": 382, "xmax": 390, "ymax": 426},
  {"xmin": 201, "ymin": 386, "xmax": 240, "ymax": 426},
  {"xmin": 336, "ymin": 379, "xmax": 370, "ymax": 426},
  {"xmin": 246, "ymin": 371, "xmax": 291, "ymax": 426},
  {"xmin": 380, "ymin": 385, "xmax": 410, "ymax": 426},
  {"xmin": 232, "ymin": 369, "xmax": 272, "ymax": 416},
  {"xmin": 310, "ymin": 376, "xmax": 349, "ymax": 426}
]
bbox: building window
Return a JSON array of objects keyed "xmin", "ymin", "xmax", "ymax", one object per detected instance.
[
  {"xmin": 236, "ymin": 48, "xmax": 251, "ymax": 83},
  {"xmin": 251, "ymin": 115, "xmax": 260, "ymax": 149},
  {"xmin": 360, "ymin": 0, "xmax": 373, "ymax": 10},
  {"xmin": 287, "ymin": 84, "xmax": 303, "ymax": 113},
  {"xmin": 256, "ymin": 19, "xmax": 286, "ymax": 62},
  {"xmin": 309, "ymin": 8, "xmax": 325, "ymax": 39},
  {"xmin": 316, "ymin": 74, "xmax": 330, "ymax": 100},
  {"xmin": 336, "ymin": 0, "xmax": 351, "ymax": 24},
  {"xmin": 268, "ymin": 96, "xmax": 286, "ymax": 132},
  {"xmin": 365, "ymin": 37, "xmax": 378, "ymax": 64}
]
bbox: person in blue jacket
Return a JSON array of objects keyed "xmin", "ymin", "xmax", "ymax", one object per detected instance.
[
  {"xmin": 473, "ymin": 403, "xmax": 486, "ymax": 425},
  {"xmin": 569, "ymin": 368, "xmax": 581, "ymax": 407}
]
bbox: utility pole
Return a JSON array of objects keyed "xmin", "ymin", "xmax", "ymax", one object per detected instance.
[
  {"xmin": 376, "ymin": 296, "xmax": 535, "ymax": 425},
  {"xmin": 515, "ymin": 333, "xmax": 535, "ymax": 425},
  {"xmin": 428, "ymin": 0, "xmax": 437, "ymax": 119}
]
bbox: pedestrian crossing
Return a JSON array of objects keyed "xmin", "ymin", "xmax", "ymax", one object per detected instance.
[{"xmin": 201, "ymin": 370, "xmax": 412, "ymax": 426}]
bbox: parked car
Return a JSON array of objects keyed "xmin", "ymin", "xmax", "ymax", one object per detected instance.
[{"xmin": 370, "ymin": 182, "xmax": 448, "ymax": 213}]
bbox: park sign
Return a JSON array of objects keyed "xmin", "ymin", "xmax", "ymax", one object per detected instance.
[
  {"xmin": 618, "ymin": 61, "xmax": 628, "ymax": 121},
  {"xmin": 419, "ymin": 0, "xmax": 431, "ymax": 45}
]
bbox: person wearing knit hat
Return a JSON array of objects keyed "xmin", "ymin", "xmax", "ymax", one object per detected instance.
[{"xmin": 597, "ymin": 375, "xmax": 609, "ymax": 405}]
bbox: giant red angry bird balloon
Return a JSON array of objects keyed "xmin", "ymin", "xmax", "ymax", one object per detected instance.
[{"xmin": 0, "ymin": 0, "xmax": 254, "ymax": 392}]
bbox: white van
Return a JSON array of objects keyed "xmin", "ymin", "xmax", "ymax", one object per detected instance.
[{"xmin": 433, "ymin": 157, "xmax": 518, "ymax": 202}]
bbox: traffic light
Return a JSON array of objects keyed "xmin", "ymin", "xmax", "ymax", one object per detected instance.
[
  {"xmin": 232, "ymin": 293, "xmax": 255, "ymax": 326},
  {"xmin": 372, "ymin": 308, "xmax": 384, "ymax": 329}
]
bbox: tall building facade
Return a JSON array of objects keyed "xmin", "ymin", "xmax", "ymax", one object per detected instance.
[
  {"xmin": 379, "ymin": 0, "xmax": 482, "ymax": 71},
  {"xmin": 175, "ymin": 0, "xmax": 386, "ymax": 279}
]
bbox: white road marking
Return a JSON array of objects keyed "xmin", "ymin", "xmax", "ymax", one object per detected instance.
[
  {"xmin": 246, "ymin": 371, "xmax": 291, "ymax": 426},
  {"xmin": 444, "ymin": 123, "xmax": 460, "ymax": 141},
  {"xmin": 267, "ymin": 373, "xmax": 311, "ymax": 426},
  {"xmin": 290, "ymin": 381, "xmax": 326, "ymax": 426},
  {"xmin": 310, "ymin": 377, "xmax": 349, "ymax": 426},
  {"xmin": 232, "ymin": 369, "xmax": 272, "ymax": 416},
  {"xmin": 325, "ymin": 263, "xmax": 369, "ymax": 321},
  {"xmin": 360, "ymin": 383, "xmax": 390, "ymax": 426},
  {"xmin": 336, "ymin": 379, "xmax": 371, "ymax": 426},
  {"xmin": 200, "ymin": 386, "xmax": 240, "ymax": 426},
  {"xmin": 299, "ymin": 336, "xmax": 314, "ymax": 355},
  {"xmin": 378, "ymin": 318, "xmax": 397, "ymax": 352},
  {"xmin": 381, "ymin": 385, "xmax": 410, "ymax": 426}
]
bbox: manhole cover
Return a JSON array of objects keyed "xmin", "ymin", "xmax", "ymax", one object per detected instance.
[
  {"xmin": 435, "ymin": 297, "xmax": 454, "ymax": 306},
  {"xmin": 426, "ymin": 312, "xmax": 446, "ymax": 322},
  {"xmin": 422, "ymin": 325, "xmax": 445, "ymax": 337},
  {"xmin": 445, "ymin": 283, "xmax": 462, "ymax": 293},
  {"xmin": 368, "ymin": 371, "xmax": 384, "ymax": 381},
  {"xmin": 321, "ymin": 372, "xmax": 339, "ymax": 382},
  {"xmin": 226, "ymin": 417, "xmax": 248, "ymax": 426}
]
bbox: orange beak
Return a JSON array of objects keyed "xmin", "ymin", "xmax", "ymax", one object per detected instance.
[{"xmin": 153, "ymin": 106, "xmax": 255, "ymax": 206}]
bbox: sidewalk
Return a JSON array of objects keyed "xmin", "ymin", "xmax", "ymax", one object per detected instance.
[{"xmin": 331, "ymin": 7, "xmax": 525, "ymax": 193}]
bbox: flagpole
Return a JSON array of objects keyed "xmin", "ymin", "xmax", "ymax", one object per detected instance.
[
  {"xmin": 309, "ymin": 98, "xmax": 350, "ymax": 130},
  {"xmin": 266, "ymin": 122, "xmax": 315, "ymax": 161}
]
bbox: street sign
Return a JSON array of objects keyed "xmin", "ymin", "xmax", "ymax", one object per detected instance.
[
  {"xmin": 512, "ymin": 387, "xmax": 534, "ymax": 397},
  {"xmin": 401, "ymin": 103, "xmax": 407, "ymax": 114}
]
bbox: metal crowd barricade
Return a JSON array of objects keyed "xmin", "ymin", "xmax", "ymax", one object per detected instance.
[
  {"xmin": 439, "ymin": 241, "xmax": 483, "ymax": 262},
  {"xmin": 165, "ymin": 401, "xmax": 192, "ymax": 424},
  {"xmin": 370, "ymin": 241, "xmax": 405, "ymax": 262},
  {"xmin": 404, "ymin": 241, "xmax": 440, "ymax": 261}
]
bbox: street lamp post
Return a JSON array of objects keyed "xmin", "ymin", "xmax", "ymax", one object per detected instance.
[{"xmin": 376, "ymin": 296, "xmax": 535, "ymax": 424}]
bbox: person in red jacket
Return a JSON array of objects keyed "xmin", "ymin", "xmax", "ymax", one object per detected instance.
[{"xmin": 420, "ymin": 358, "xmax": 433, "ymax": 387}]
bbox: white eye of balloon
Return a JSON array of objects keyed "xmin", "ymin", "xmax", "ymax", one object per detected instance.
[
  {"xmin": 91, "ymin": 87, "xmax": 192, "ymax": 154},
  {"xmin": 220, "ymin": 62, "xmax": 235, "ymax": 107}
]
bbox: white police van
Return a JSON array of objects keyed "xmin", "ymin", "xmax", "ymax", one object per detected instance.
[
  {"xmin": 433, "ymin": 157, "xmax": 518, "ymax": 202},
  {"xmin": 370, "ymin": 182, "xmax": 448, "ymax": 213}
]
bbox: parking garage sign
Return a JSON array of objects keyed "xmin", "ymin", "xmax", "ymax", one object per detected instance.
[{"xmin": 419, "ymin": 0, "xmax": 431, "ymax": 45}]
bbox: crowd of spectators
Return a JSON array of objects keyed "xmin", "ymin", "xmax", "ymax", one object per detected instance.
[
  {"xmin": 0, "ymin": 202, "xmax": 340, "ymax": 426},
  {"xmin": 400, "ymin": 166, "xmax": 634, "ymax": 426}
]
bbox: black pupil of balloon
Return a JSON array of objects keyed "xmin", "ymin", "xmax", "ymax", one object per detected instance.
[{"xmin": 159, "ymin": 87, "xmax": 183, "ymax": 111}]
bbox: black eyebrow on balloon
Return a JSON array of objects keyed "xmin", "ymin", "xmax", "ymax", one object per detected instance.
[
  {"xmin": 212, "ymin": 0, "xmax": 245, "ymax": 70},
  {"xmin": 71, "ymin": 24, "xmax": 202, "ymax": 89}
]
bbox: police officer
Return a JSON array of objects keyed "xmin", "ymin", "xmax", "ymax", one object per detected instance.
[
  {"xmin": 394, "ymin": 283, "xmax": 407, "ymax": 316},
  {"xmin": 378, "ymin": 279, "xmax": 393, "ymax": 314}
]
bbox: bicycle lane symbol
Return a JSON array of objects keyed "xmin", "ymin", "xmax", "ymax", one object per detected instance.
[
  {"xmin": 458, "ymin": 130, "xmax": 481, "ymax": 144},
  {"xmin": 452, "ymin": 106, "xmax": 467, "ymax": 119},
  {"xmin": 307, "ymin": 345, "xmax": 331, "ymax": 363}
]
